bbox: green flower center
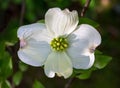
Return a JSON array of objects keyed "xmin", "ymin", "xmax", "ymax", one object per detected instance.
[{"xmin": 50, "ymin": 37, "xmax": 69, "ymax": 51}]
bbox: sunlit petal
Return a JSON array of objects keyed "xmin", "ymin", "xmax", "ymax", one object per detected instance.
[
  {"xmin": 44, "ymin": 52, "xmax": 72, "ymax": 78},
  {"xmin": 45, "ymin": 8, "xmax": 78, "ymax": 37}
]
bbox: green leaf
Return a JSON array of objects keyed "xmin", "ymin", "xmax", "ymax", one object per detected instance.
[
  {"xmin": 76, "ymin": 71, "xmax": 92, "ymax": 80},
  {"xmin": 79, "ymin": 18, "xmax": 100, "ymax": 28},
  {"xmin": 94, "ymin": 55, "xmax": 112, "ymax": 69},
  {"xmin": 95, "ymin": 50, "xmax": 103, "ymax": 55},
  {"xmin": 0, "ymin": 56, "xmax": 13, "ymax": 80},
  {"xmin": 0, "ymin": 42, "xmax": 5, "ymax": 57},
  {"xmin": 73, "ymin": 67, "xmax": 96, "ymax": 80},
  {"xmin": 19, "ymin": 61, "xmax": 28, "ymax": 72},
  {"xmin": 13, "ymin": 71, "xmax": 23, "ymax": 86},
  {"xmin": 0, "ymin": 0, "xmax": 9, "ymax": 10},
  {"xmin": 37, "ymin": 19, "xmax": 45, "ymax": 23},
  {"xmin": 80, "ymin": 0, "xmax": 96, "ymax": 9},
  {"xmin": 13, "ymin": 0, "xmax": 22, "ymax": 4},
  {"xmin": 1, "ymin": 80, "xmax": 11, "ymax": 88},
  {"xmin": 25, "ymin": 0, "xmax": 36, "ymax": 22},
  {"xmin": 33, "ymin": 80, "xmax": 45, "ymax": 88},
  {"xmin": 1, "ymin": 19, "xmax": 18, "ymax": 43}
]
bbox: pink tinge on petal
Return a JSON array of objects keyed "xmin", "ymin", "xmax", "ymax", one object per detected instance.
[
  {"xmin": 20, "ymin": 39, "xmax": 27, "ymax": 48},
  {"xmin": 89, "ymin": 45, "xmax": 96, "ymax": 53},
  {"xmin": 89, "ymin": 43, "xmax": 100, "ymax": 53}
]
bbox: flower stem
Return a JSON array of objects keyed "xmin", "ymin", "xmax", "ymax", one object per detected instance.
[
  {"xmin": 81, "ymin": 0, "xmax": 91, "ymax": 17},
  {"xmin": 19, "ymin": 0, "xmax": 25, "ymax": 26},
  {"xmin": 64, "ymin": 78, "xmax": 74, "ymax": 88}
]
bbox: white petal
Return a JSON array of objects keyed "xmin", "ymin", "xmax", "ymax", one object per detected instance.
[
  {"xmin": 68, "ymin": 52, "xmax": 95, "ymax": 69},
  {"xmin": 44, "ymin": 52, "xmax": 73, "ymax": 78},
  {"xmin": 67, "ymin": 24, "xmax": 101, "ymax": 69},
  {"xmin": 17, "ymin": 23, "xmax": 52, "ymax": 66},
  {"xmin": 87, "ymin": 53, "xmax": 95, "ymax": 68},
  {"xmin": 45, "ymin": 8, "xmax": 78, "ymax": 37},
  {"xmin": 77, "ymin": 24, "xmax": 101, "ymax": 46},
  {"xmin": 18, "ymin": 23, "xmax": 42, "ymax": 39},
  {"xmin": 18, "ymin": 39, "xmax": 51, "ymax": 66},
  {"xmin": 17, "ymin": 23, "xmax": 53, "ymax": 41}
]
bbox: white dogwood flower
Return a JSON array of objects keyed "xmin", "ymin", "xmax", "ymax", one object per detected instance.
[{"xmin": 17, "ymin": 8, "xmax": 101, "ymax": 79}]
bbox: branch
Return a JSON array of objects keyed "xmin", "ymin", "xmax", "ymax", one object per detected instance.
[
  {"xmin": 19, "ymin": 0, "xmax": 25, "ymax": 26},
  {"xmin": 81, "ymin": 0, "xmax": 91, "ymax": 17},
  {"xmin": 64, "ymin": 78, "xmax": 74, "ymax": 88}
]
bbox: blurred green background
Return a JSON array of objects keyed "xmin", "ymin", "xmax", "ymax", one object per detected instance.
[{"xmin": 0, "ymin": 0, "xmax": 120, "ymax": 88}]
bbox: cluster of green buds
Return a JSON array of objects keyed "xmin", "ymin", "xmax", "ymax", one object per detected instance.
[{"xmin": 50, "ymin": 37, "xmax": 69, "ymax": 51}]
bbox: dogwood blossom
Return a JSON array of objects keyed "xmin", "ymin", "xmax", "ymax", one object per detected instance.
[{"xmin": 17, "ymin": 8, "xmax": 101, "ymax": 78}]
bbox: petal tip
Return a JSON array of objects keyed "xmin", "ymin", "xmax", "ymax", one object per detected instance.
[{"xmin": 46, "ymin": 71, "xmax": 55, "ymax": 78}]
